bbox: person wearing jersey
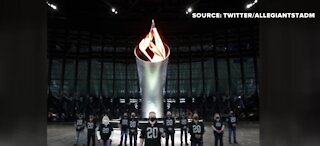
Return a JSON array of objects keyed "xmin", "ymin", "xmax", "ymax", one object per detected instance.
[
  {"xmin": 163, "ymin": 111, "xmax": 175, "ymax": 146},
  {"xmin": 212, "ymin": 113, "xmax": 225, "ymax": 146},
  {"xmin": 86, "ymin": 115, "xmax": 97, "ymax": 146},
  {"xmin": 119, "ymin": 112, "xmax": 129, "ymax": 146},
  {"xmin": 74, "ymin": 113, "xmax": 86, "ymax": 146},
  {"xmin": 188, "ymin": 113, "xmax": 205, "ymax": 146},
  {"xmin": 140, "ymin": 111, "xmax": 165, "ymax": 146},
  {"xmin": 226, "ymin": 110, "xmax": 238, "ymax": 144},
  {"xmin": 97, "ymin": 115, "xmax": 113, "ymax": 146},
  {"xmin": 179, "ymin": 113, "xmax": 189, "ymax": 146},
  {"xmin": 129, "ymin": 112, "xmax": 139, "ymax": 146}
]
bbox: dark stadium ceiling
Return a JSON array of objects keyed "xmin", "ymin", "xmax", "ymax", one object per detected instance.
[{"xmin": 47, "ymin": 0, "xmax": 259, "ymax": 35}]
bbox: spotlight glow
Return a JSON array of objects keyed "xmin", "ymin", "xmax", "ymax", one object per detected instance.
[
  {"xmin": 46, "ymin": 1, "xmax": 57, "ymax": 10},
  {"xmin": 246, "ymin": 0, "xmax": 258, "ymax": 9},
  {"xmin": 111, "ymin": 8, "xmax": 116, "ymax": 12},
  {"xmin": 187, "ymin": 7, "xmax": 192, "ymax": 13}
]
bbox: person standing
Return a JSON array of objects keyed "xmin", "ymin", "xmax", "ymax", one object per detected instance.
[
  {"xmin": 86, "ymin": 115, "xmax": 97, "ymax": 146},
  {"xmin": 188, "ymin": 113, "xmax": 205, "ymax": 146},
  {"xmin": 212, "ymin": 113, "xmax": 224, "ymax": 146},
  {"xmin": 179, "ymin": 113, "xmax": 189, "ymax": 146},
  {"xmin": 129, "ymin": 112, "xmax": 139, "ymax": 146},
  {"xmin": 97, "ymin": 115, "xmax": 113, "ymax": 146},
  {"xmin": 119, "ymin": 112, "xmax": 129, "ymax": 146},
  {"xmin": 227, "ymin": 110, "xmax": 238, "ymax": 144},
  {"xmin": 74, "ymin": 113, "xmax": 86, "ymax": 146},
  {"xmin": 164, "ymin": 111, "xmax": 175, "ymax": 146},
  {"xmin": 139, "ymin": 111, "xmax": 165, "ymax": 146}
]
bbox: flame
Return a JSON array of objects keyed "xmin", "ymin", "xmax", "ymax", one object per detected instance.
[{"xmin": 139, "ymin": 20, "xmax": 166, "ymax": 62}]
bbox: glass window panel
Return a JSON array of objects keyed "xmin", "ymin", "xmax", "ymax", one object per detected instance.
[
  {"xmin": 205, "ymin": 79, "xmax": 214, "ymax": 97},
  {"xmin": 230, "ymin": 79, "xmax": 243, "ymax": 95},
  {"xmin": 90, "ymin": 80, "xmax": 100, "ymax": 97},
  {"xmin": 218, "ymin": 79, "xmax": 229, "ymax": 95},
  {"xmin": 77, "ymin": 80, "xmax": 87, "ymax": 96},
  {"xmin": 92, "ymin": 45, "xmax": 102, "ymax": 52},
  {"xmin": 114, "ymin": 80, "xmax": 125, "ymax": 97},
  {"xmin": 217, "ymin": 59, "xmax": 228, "ymax": 79},
  {"xmin": 78, "ymin": 60, "xmax": 88, "ymax": 79},
  {"xmin": 191, "ymin": 62, "xmax": 202, "ymax": 79},
  {"xmin": 63, "ymin": 79, "xmax": 75, "ymax": 96},
  {"xmin": 115, "ymin": 63, "xmax": 125, "ymax": 80},
  {"xmin": 179, "ymin": 63, "xmax": 190, "ymax": 79},
  {"xmin": 127, "ymin": 64, "xmax": 138, "ymax": 79},
  {"xmin": 49, "ymin": 79, "xmax": 61, "ymax": 97},
  {"xmin": 51, "ymin": 59, "xmax": 63, "ymax": 79},
  {"xmin": 102, "ymin": 80, "xmax": 113, "ymax": 97},
  {"xmin": 64, "ymin": 60, "xmax": 75, "ymax": 79},
  {"xmin": 91, "ymin": 60, "xmax": 101, "ymax": 79},
  {"xmin": 230, "ymin": 58, "xmax": 241, "ymax": 78},
  {"xmin": 245, "ymin": 78, "xmax": 256, "ymax": 97},
  {"xmin": 166, "ymin": 79, "xmax": 177, "ymax": 98},
  {"xmin": 178, "ymin": 46, "xmax": 189, "ymax": 53},
  {"xmin": 127, "ymin": 79, "xmax": 138, "ymax": 97},
  {"xmin": 179, "ymin": 79, "xmax": 190, "ymax": 97},
  {"xmin": 243, "ymin": 57, "xmax": 255, "ymax": 78},
  {"xmin": 204, "ymin": 58, "xmax": 214, "ymax": 79},
  {"xmin": 103, "ymin": 62, "xmax": 113, "ymax": 79},
  {"xmin": 192, "ymin": 80, "xmax": 203, "ymax": 97},
  {"xmin": 167, "ymin": 64, "xmax": 177, "ymax": 79}
]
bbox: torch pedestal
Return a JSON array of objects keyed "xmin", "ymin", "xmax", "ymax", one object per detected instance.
[{"xmin": 134, "ymin": 44, "xmax": 170, "ymax": 118}]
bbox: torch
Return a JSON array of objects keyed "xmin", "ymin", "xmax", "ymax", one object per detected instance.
[{"xmin": 134, "ymin": 20, "xmax": 170, "ymax": 118}]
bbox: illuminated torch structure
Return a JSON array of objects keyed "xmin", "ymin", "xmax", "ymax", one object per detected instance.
[{"xmin": 134, "ymin": 20, "xmax": 170, "ymax": 118}]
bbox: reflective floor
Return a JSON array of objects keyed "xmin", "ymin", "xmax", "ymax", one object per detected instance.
[{"xmin": 47, "ymin": 122, "xmax": 259, "ymax": 146}]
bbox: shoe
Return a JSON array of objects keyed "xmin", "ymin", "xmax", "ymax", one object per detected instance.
[{"xmin": 235, "ymin": 141, "xmax": 238, "ymax": 144}]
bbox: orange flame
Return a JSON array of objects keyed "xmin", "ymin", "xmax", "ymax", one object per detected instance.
[{"xmin": 139, "ymin": 20, "xmax": 166, "ymax": 62}]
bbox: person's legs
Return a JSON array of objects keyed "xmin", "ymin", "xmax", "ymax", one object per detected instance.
[
  {"xmin": 129, "ymin": 134, "xmax": 133, "ymax": 146},
  {"xmin": 124, "ymin": 130, "xmax": 128, "ymax": 145},
  {"xmin": 87, "ymin": 133, "xmax": 91, "ymax": 146},
  {"xmin": 75, "ymin": 131, "xmax": 80, "ymax": 145},
  {"xmin": 214, "ymin": 132, "xmax": 218, "ymax": 146},
  {"xmin": 180, "ymin": 129, "xmax": 183, "ymax": 144},
  {"xmin": 184, "ymin": 129, "xmax": 188, "ymax": 145},
  {"xmin": 191, "ymin": 141, "xmax": 196, "ymax": 146},
  {"xmin": 166, "ymin": 133, "xmax": 169, "ymax": 146},
  {"xmin": 120, "ymin": 130, "xmax": 124, "ymax": 145},
  {"xmin": 233, "ymin": 127, "xmax": 237, "ymax": 143},
  {"xmin": 228, "ymin": 127, "xmax": 232, "ymax": 143},
  {"xmin": 171, "ymin": 133, "xmax": 174, "ymax": 146},
  {"xmin": 198, "ymin": 141, "xmax": 203, "ymax": 146},
  {"xmin": 219, "ymin": 133, "xmax": 223, "ymax": 146},
  {"xmin": 133, "ymin": 134, "xmax": 137, "ymax": 146},
  {"xmin": 92, "ymin": 134, "xmax": 96, "ymax": 146}
]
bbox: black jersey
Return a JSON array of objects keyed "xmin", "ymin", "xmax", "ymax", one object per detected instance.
[
  {"xmin": 128, "ymin": 118, "xmax": 139, "ymax": 134},
  {"xmin": 179, "ymin": 117, "xmax": 188, "ymax": 129},
  {"xmin": 140, "ymin": 122, "xmax": 163, "ymax": 146},
  {"xmin": 97, "ymin": 124, "xmax": 113, "ymax": 141},
  {"xmin": 120, "ymin": 117, "xmax": 129, "ymax": 130},
  {"xmin": 75, "ymin": 118, "xmax": 85, "ymax": 131},
  {"xmin": 226, "ymin": 116, "xmax": 237, "ymax": 127},
  {"xmin": 212, "ymin": 120, "xmax": 224, "ymax": 131},
  {"xmin": 86, "ymin": 120, "xmax": 97, "ymax": 134},
  {"xmin": 188, "ymin": 121, "xmax": 205, "ymax": 142},
  {"xmin": 163, "ymin": 117, "xmax": 175, "ymax": 133}
]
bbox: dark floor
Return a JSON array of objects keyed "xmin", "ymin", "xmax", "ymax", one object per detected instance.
[{"xmin": 47, "ymin": 122, "xmax": 259, "ymax": 146}]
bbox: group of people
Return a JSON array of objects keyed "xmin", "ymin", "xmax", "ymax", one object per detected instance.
[{"xmin": 73, "ymin": 110, "xmax": 238, "ymax": 146}]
